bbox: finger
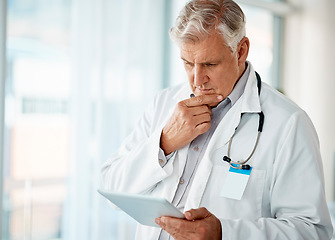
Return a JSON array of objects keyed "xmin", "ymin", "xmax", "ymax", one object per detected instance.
[
  {"xmin": 189, "ymin": 105, "xmax": 212, "ymax": 116},
  {"xmin": 192, "ymin": 112, "xmax": 211, "ymax": 126},
  {"xmin": 158, "ymin": 214, "xmax": 222, "ymax": 240},
  {"xmin": 155, "ymin": 217, "xmax": 162, "ymax": 226},
  {"xmin": 183, "ymin": 94, "xmax": 223, "ymax": 108},
  {"xmin": 184, "ymin": 207, "xmax": 212, "ymax": 221},
  {"xmin": 158, "ymin": 216, "xmax": 197, "ymax": 235},
  {"xmin": 195, "ymin": 122, "xmax": 212, "ymax": 136}
]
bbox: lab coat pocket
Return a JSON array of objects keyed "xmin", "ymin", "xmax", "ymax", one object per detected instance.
[
  {"xmin": 202, "ymin": 165, "xmax": 266, "ymax": 220},
  {"xmin": 238, "ymin": 169, "xmax": 266, "ymax": 219}
]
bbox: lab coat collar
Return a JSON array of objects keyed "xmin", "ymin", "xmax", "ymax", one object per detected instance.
[
  {"xmin": 172, "ymin": 82, "xmax": 193, "ymax": 101},
  {"xmin": 210, "ymin": 62, "xmax": 261, "ymax": 147},
  {"xmin": 240, "ymin": 62, "xmax": 262, "ymax": 114}
]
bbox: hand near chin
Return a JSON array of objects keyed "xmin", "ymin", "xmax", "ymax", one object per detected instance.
[{"xmin": 160, "ymin": 94, "xmax": 223, "ymax": 155}]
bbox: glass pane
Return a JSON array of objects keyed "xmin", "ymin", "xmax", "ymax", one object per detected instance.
[
  {"xmin": 240, "ymin": 4, "xmax": 276, "ymax": 86},
  {"xmin": 3, "ymin": 0, "xmax": 71, "ymax": 239},
  {"xmin": 3, "ymin": 0, "xmax": 164, "ymax": 239}
]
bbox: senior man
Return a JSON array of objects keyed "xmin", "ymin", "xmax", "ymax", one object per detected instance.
[{"xmin": 101, "ymin": 0, "xmax": 333, "ymax": 239}]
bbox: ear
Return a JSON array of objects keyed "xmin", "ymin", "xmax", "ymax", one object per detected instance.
[{"xmin": 237, "ymin": 37, "xmax": 250, "ymax": 66}]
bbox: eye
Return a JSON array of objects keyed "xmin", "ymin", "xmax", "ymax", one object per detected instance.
[
  {"xmin": 205, "ymin": 63, "xmax": 217, "ymax": 67},
  {"xmin": 184, "ymin": 61, "xmax": 194, "ymax": 68}
]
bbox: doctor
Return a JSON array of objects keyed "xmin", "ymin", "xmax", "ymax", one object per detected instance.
[{"xmin": 101, "ymin": 0, "xmax": 333, "ymax": 239}]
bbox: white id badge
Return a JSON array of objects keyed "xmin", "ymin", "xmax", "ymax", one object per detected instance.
[{"xmin": 220, "ymin": 166, "xmax": 252, "ymax": 200}]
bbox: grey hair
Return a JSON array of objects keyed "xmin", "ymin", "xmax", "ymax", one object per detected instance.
[{"xmin": 169, "ymin": 0, "xmax": 246, "ymax": 52}]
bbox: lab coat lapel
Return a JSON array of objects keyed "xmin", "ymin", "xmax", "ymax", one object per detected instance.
[
  {"xmin": 183, "ymin": 100, "xmax": 243, "ymax": 210},
  {"xmin": 208, "ymin": 65, "xmax": 261, "ymax": 152},
  {"xmin": 171, "ymin": 63, "xmax": 261, "ymax": 150},
  {"xmin": 184, "ymin": 65, "xmax": 262, "ymax": 210},
  {"xmin": 172, "ymin": 83, "xmax": 193, "ymax": 102},
  {"xmin": 185, "ymin": 153, "xmax": 213, "ymax": 209}
]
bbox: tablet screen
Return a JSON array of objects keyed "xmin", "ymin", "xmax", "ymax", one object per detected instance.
[{"xmin": 98, "ymin": 189, "xmax": 184, "ymax": 227}]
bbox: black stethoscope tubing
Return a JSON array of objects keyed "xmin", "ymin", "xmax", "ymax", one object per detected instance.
[{"xmin": 223, "ymin": 72, "xmax": 264, "ymax": 170}]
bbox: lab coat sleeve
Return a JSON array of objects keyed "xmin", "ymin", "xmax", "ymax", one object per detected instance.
[
  {"xmin": 101, "ymin": 93, "xmax": 176, "ymax": 195},
  {"xmin": 219, "ymin": 111, "xmax": 333, "ymax": 240}
]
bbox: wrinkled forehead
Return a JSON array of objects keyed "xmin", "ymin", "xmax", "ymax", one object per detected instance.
[{"xmin": 180, "ymin": 32, "xmax": 231, "ymax": 61}]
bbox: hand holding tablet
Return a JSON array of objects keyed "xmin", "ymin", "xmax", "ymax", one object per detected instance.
[{"xmin": 97, "ymin": 189, "xmax": 184, "ymax": 227}]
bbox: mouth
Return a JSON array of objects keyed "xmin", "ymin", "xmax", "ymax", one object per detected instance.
[{"xmin": 195, "ymin": 88, "xmax": 215, "ymax": 95}]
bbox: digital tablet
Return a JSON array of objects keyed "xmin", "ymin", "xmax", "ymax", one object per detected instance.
[{"xmin": 97, "ymin": 189, "xmax": 184, "ymax": 227}]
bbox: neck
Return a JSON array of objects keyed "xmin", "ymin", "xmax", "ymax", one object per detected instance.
[{"xmin": 234, "ymin": 62, "xmax": 247, "ymax": 87}]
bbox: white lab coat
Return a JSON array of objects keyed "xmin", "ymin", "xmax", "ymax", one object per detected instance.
[{"xmin": 101, "ymin": 63, "xmax": 333, "ymax": 240}]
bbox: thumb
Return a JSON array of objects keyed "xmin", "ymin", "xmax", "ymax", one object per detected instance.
[{"xmin": 184, "ymin": 207, "xmax": 212, "ymax": 221}]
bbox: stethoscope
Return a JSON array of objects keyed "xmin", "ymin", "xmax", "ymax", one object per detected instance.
[{"xmin": 223, "ymin": 72, "xmax": 264, "ymax": 170}]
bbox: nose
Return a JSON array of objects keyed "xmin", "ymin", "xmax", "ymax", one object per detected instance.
[{"xmin": 194, "ymin": 65, "xmax": 208, "ymax": 87}]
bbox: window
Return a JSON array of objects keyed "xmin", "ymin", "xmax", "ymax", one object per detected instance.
[
  {"xmin": 3, "ymin": 1, "xmax": 71, "ymax": 239},
  {"xmin": 242, "ymin": 5, "xmax": 279, "ymax": 87}
]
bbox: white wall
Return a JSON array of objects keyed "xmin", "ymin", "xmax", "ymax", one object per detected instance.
[{"xmin": 282, "ymin": 0, "xmax": 335, "ymax": 201}]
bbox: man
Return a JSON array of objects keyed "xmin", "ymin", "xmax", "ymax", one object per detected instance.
[{"xmin": 101, "ymin": 0, "xmax": 333, "ymax": 239}]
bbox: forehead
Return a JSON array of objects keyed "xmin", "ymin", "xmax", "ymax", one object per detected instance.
[{"xmin": 180, "ymin": 32, "xmax": 230, "ymax": 62}]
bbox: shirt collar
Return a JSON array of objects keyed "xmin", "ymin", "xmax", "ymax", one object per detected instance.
[{"xmin": 227, "ymin": 62, "xmax": 250, "ymax": 106}]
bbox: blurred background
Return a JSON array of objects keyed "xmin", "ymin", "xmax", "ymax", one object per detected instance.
[{"xmin": 0, "ymin": 0, "xmax": 334, "ymax": 239}]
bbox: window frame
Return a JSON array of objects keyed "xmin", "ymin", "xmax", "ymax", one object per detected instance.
[
  {"xmin": 236, "ymin": 0, "xmax": 295, "ymax": 89},
  {"xmin": 236, "ymin": 0, "xmax": 295, "ymax": 16}
]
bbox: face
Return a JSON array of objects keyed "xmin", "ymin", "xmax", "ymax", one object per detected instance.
[{"xmin": 180, "ymin": 32, "xmax": 249, "ymax": 98}]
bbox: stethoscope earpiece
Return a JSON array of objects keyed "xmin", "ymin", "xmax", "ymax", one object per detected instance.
[
  {"xmin": 223, "ymin": 156, "xmax": 231, "ymax": 163},
  {"xmin": 241, "ymin": 164, "xmax": 251, "ymax": 170}
]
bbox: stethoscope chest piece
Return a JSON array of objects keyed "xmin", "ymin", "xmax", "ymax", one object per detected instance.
[{"xmin": 223, "ymin": 156, "xmax": 251, "ymax": 170}]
